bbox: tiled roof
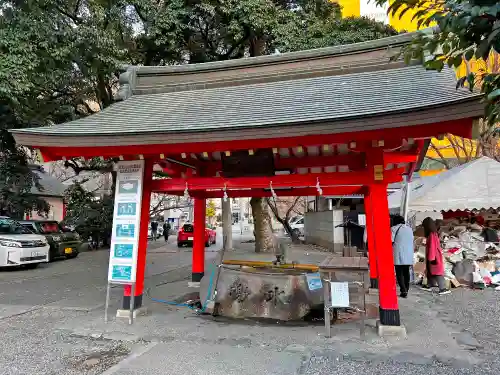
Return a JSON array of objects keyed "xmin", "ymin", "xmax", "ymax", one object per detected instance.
[
  {"xmin": 12, "ymin": 66, "xmax": 481, "ymax": 137},
  {"xmin": 30, "ymin": 166, "xmax": 66, "ymax": 197}
]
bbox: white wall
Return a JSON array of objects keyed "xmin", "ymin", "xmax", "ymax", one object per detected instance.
[
  {"xmin": 304, "ymin": 210, "xmax": 344, "ymax": 252},
  {"xmin": 30, "ymin": 197, "xmax": 64, "ymax": 221},
  {"xmin": 359, "ymin": 0, "xmax": 389, "ymax": 24}
]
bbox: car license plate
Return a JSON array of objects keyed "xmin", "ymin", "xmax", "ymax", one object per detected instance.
[
  {"xmin": 188, "ymin": 237, "xmax": 193, "ymax": 240},
  {"xmin": 64, "ymin": 248, "xmax": 73, "ymax": 254},
  {"xmin": 31, "ymin": 251, "xmax": 40, "ymax": 257}
]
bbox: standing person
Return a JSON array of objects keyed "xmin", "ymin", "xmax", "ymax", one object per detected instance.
[
  {"xmin": 421, "ymin": 217, "xmax": 451, "ymax": 295},
  {"xmin": 163, "ymin": 221, "xmax": 171, "ymax": 242},
  {"xmin": 151, "ymin": 221, "xmax": 158, "ymax": 241},
  {"xmin": 391, "ymin": 215, "xmax": 414, "ymax": 298}
]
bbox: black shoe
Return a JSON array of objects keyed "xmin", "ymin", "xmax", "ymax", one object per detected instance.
[{"xmin": 400, "ymin": 293, "xmax": 408, "ymax": 298}]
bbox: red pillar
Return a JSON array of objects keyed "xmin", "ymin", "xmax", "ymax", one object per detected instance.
[
  {"xmin": 370, "ymin": 183, "xmax": 400, "ymax": 326},
  {"xmin": 364, "ymin": 190, "xmax": 377, "ymax": 288},
  {"xmin": 192, "ymin": 197, "xmax": 206, "ymax": 282},
  {"xmin": 123, "ymin": 158, "xmax": 153, "ymax": 309}
]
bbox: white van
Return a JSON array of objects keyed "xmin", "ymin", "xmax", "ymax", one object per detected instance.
[
  {"xmin": 0, "ymin": 217, "xmax": 49, "ymax": 268},
  {"xmin": 289, "ymin": 216, "xmax": 305, "ymax": 237}
]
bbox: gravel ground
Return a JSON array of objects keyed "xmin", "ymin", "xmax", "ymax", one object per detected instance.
[
  {"xmin": 304, "ymin": 287, "xmax": 500, "ymax": 374},
  {"xmin": 1, "ymin": 288, "xmax": 500, "ymax": 375},
  {"xmin": 0, "ymin": 308, "xmax": 134, "ymax": 375},
  {"xmin": 1, "ymin": 234, "xmax": 500, "ymax": 375}
]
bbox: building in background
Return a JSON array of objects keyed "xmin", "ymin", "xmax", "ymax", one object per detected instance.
[{"xmin": 27, "ymin": 165, "xmax": 67, "ymax": 221}]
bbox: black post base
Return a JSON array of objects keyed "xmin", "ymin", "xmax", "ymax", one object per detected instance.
[
  {"xmin": 379, "ymin": 307, "xmax": 401, "ymax": 326},
  {"xmin": 370, "ymin": 278, "xmax": 379, "ymax": 289},
  {"xmin": 122, "ymin": 294, "xmax": 143, "ymax": 310},
  {"xmin": 192, "ymin": 272, "xmax": 204, "ymax": 282}
]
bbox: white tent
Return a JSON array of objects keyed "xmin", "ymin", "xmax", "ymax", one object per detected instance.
[{"xmin": 388, "ymin": 157, "xmax": 500, "ymax": 212}]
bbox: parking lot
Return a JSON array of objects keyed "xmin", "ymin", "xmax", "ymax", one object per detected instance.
[{"xmin": 0, "ymin": 235, "xmax": 221, "ymax": 375}]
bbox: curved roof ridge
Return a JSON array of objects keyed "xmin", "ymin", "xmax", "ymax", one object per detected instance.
[{"xmin": 116, "ymin": 28, "xmax": 434, "ymax": 101}]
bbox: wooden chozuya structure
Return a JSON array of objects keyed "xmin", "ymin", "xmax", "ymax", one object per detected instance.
[{"xmin": 12, "ymin": 31, "xmax": 482, "ymax": 329}]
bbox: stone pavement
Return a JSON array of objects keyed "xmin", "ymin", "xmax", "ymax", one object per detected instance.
[{"xmin": 1, "ymin": 227, "xmax": 499, "ymax": 374}]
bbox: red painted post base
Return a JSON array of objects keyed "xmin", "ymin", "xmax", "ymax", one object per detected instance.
[
  {"xmin": 379, "ymin": 307, "xmax": 401, "ymax": 326},
  {"xmin": 370, "ymin": 278, "xmax": 379, "ymax": 289},
  {"xmin": 192, "ymin": 272, "xmax": 204, "ymax": 283},
  {"xmin": 122, "ymin": 294, "xmax": 143, "ymax": 310}
]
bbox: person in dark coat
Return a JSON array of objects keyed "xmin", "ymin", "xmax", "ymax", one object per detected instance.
[
  {"xmin": 151, "ymin": 221, "xmax": 158, "ymax": 241},
  {"xmin": 163, "ymin": 222, "xmax": 171, "ymax": 242}
]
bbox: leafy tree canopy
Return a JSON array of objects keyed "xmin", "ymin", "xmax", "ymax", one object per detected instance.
[
  {"xmin": 374, "ymin": 0, "xmax": 500, "ymax": 126},
  {"xmin": 1, "ymin": 0, "xmax": 399, "ymax": 231},
  {"xmin": 63, "ymin": 182, "xmax": 113, "ymax": 243}
]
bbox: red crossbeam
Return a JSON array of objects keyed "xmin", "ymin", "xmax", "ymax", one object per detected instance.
[
  {"xmin": 167, "ymin": 186, "xmax": 366, "ymax": 198},
  {"xmin": 151, "ymin": 169, "xmax": 405, "ymax": 192},
  {"xmin": 383, "ymin": 151, "xmax": 418, "ymax": 164}
]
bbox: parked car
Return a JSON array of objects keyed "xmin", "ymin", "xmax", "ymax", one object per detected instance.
[
  {"xmin": 0, "ymin": 217, "xmax": 49, "ymax": 269},
  {"xmin": 289, "ymin": 216, "xmax": 305, "ymax": 237},
  {"xmin": 177, "ymin": 223, "xmax": 216, "ymax": 247},
  {"xmin": 19, "ymin": 220, "xmax": 82, "ymax": 262}
]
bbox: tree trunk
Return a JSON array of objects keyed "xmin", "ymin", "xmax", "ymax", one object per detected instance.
[
  {"xmin": 250, "ymin": 197, "xmax": 275, "ymax": 253},
  {"xmin": 316, "ymin": 197, "xmax": 330, "ymax": 211},
  {"xmin": 221, "ymin": 198, "xmax": 233, "ymax": 250}
]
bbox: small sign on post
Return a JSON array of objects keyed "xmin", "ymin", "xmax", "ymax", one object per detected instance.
[
  {"xmin": 329, "ymin": 281, "xmax": 350, "ymax": 308},
  {"xmin": 108, "ymin": 160, "xmax": 145, "ymax": 283},
  {"xmin": 104, "ymin": 160, "xmax": 145, "ymax": 324}
]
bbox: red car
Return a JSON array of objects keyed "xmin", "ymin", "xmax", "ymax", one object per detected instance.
[{"xmin": 177, "ymin": 224, "xmax": 216, "ymax": 247}]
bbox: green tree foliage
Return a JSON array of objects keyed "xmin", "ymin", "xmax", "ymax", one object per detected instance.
[
  {"xmin": 63, "ymin": 182, "xmax": 113, "ymax": 245},
  {"xmin": 374, "ymin": 0, "xmax": 500, "ymax": 126},
  {"xmin": 1, "ymin": 0, "xmax": 399, "ymax": 236}
]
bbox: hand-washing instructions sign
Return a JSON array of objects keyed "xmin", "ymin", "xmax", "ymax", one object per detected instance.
[
  {"xmin": 330, "ymin": 282, "xmax": 350, "ymax": 308},
  {"xmin": 116, "ymin": 223, "xmax": 136, "ymax": 238},
  {"xmin": 114, "ymin": 244, "xmax": 134, "ymax": 259},
  {"xmin": 117, "ymin": 202, "xmax": 137, "ymax": 216},
  {"xmin": 306, "ymin": 273, "xmax": 322, "ymax": 291},
  {"xmin": 108, "ymin": 160, "xmax": 145, "ymax": 283},
  {"xmin": 111, "ymin": 265, "xmax": 133, "ymax": 281}
]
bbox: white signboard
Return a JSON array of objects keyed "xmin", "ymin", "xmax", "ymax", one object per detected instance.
[
  {"xmin": 330, "ymin": 282, "xmax": 350, "ymax": 308},
  {"xmin": 107, "ymin": 160, "xmax": 145, "ymax": 283},
  {"xmin": 360, "ymin": 0, "xmax": 389, "ymax": 24}
]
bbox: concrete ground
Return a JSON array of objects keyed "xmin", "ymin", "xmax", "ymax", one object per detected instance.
[{"xmin": 1, "ymin": 226, "xmax": 500, "ymax": 374}]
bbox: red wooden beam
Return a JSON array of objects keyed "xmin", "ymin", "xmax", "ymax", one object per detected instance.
[
  {"xmin": 35, "ymin": 119, "xmax": 474, "ymax": 161},
  {"xmin": 151, "ymin": 169, "xmax": 405, "ymax": 192},
  {"xmin": 167, "ymin": 186, "xmax": 366, "ymax": 198},
  {"xmin": 383, "ymin": 151, "xmax": 418, "ymax": 165}
]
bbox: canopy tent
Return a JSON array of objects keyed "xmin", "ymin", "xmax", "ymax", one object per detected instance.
[{"xmin": 388, "ymin": 157, "xmax": 500, "ymax": 212}]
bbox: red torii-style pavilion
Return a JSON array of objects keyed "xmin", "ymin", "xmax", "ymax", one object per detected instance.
[{"xmin": 12, "ymin": 31, "xmax": 483, "ymax": 328}]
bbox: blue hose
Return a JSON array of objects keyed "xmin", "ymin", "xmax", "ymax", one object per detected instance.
[{"xmin": 148, "ymin": 264, "xmax": 217, "ymax": 313}]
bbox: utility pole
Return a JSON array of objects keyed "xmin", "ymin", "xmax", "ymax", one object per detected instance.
[{"xmin": 239, "ymin": 198, "xmax": 245, "ymax": 235}]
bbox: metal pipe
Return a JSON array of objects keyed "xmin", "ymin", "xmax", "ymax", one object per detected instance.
[{"xmin": 222, "ymin": 259, "xmax": 319, "ymax": 272}]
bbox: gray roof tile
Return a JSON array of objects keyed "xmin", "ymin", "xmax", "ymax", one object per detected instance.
[
  {"xmin": 31, "ymin": 168, "xmax": 66, "ymax": 197},
  {"xmin": 14, "ymin": 66, "xmax": 481, "ymax": 137}
]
